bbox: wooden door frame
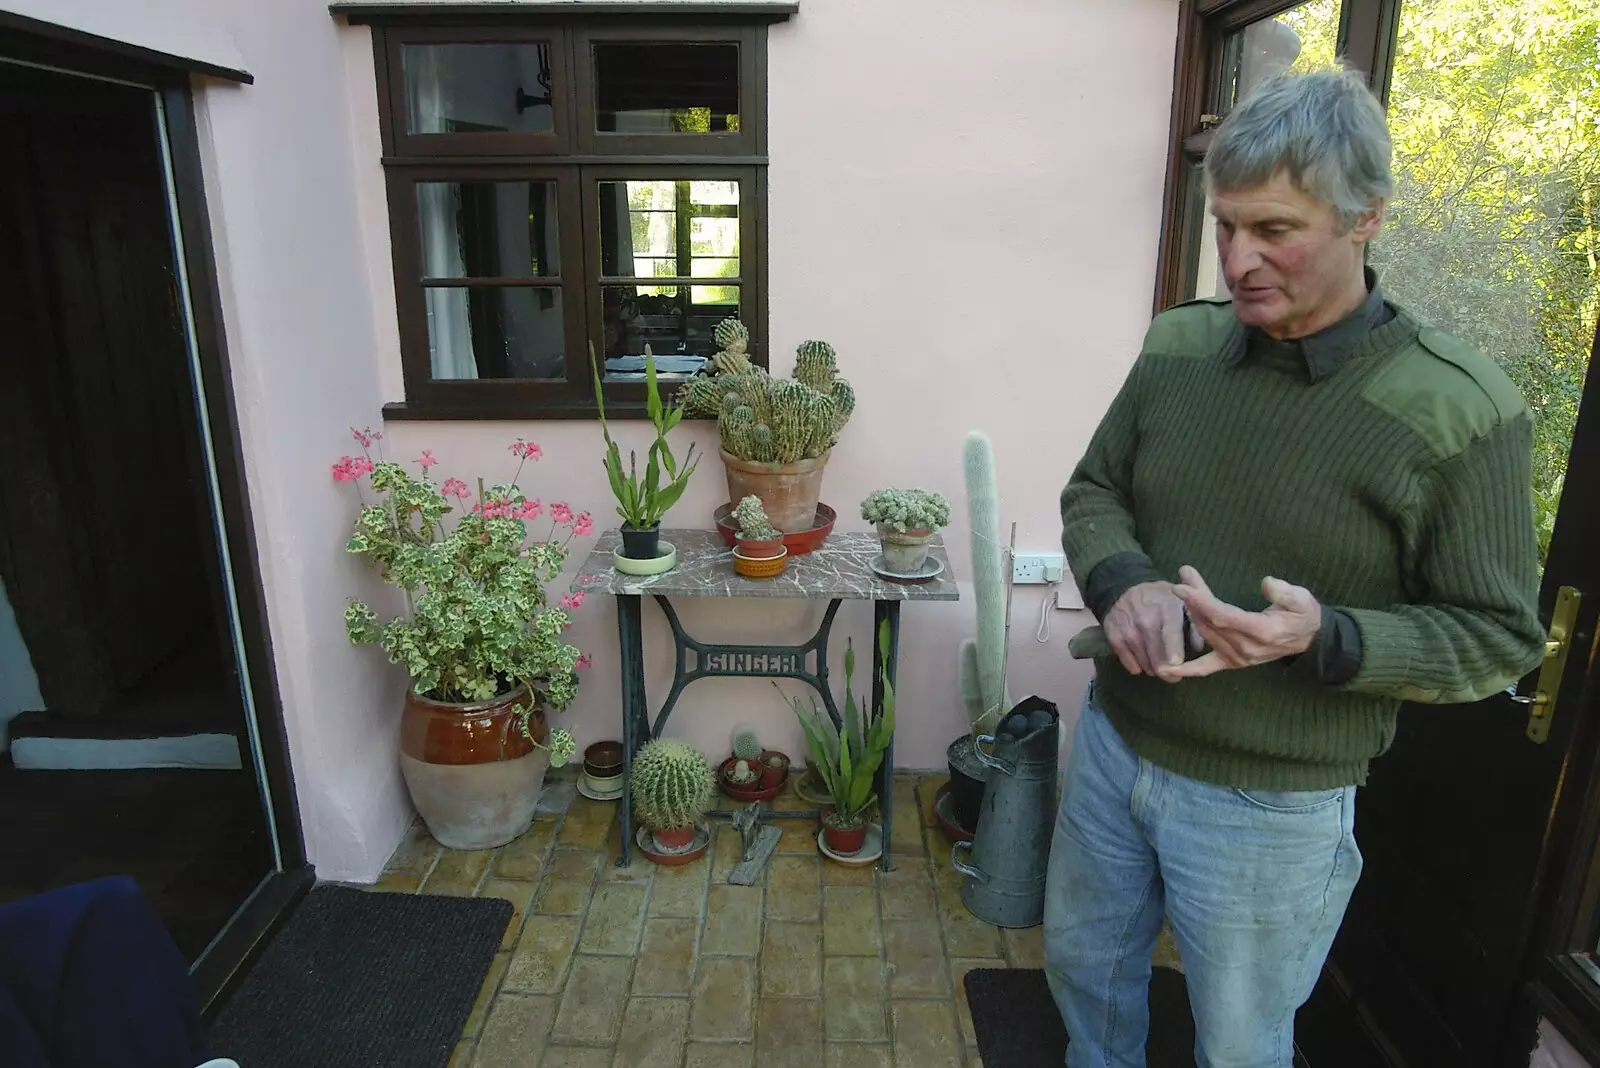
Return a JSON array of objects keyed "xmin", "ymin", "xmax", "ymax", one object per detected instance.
[{"xmin": 0, "ymin": 19, "xmax": 313, "ymax": 1013}]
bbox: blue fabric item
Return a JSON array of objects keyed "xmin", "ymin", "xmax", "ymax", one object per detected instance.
[{"xmin": 0, "ymin": 876, "xmax": 211, "ymax": 1068}]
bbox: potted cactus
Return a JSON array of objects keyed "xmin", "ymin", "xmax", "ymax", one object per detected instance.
[
  {"xmin": 781, "ymin": 620, "xmax": 895, "ymax": 857},
  {"xmin": 632, "ymin": 737, "xmax": 716, "ymax": 855},
  {"xmin": 719, "ymin": 726, "xmax": 790, "ymax": 798},
  {"xmin": 861, "ymin": 488, "xmax": 951, "ymax": 574},
  {"xmin": 677, "ymin": 318, "xmax": 854, "ymax": 533},
  {"xmin": 731, "ymin": 495, "xmax": 788, "ymax": 578}
]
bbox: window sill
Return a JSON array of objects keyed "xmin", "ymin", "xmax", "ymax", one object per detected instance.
[
  {"xmin": 333, "ymin": 2, "xmax": 798, "ymax": 21},
  {"xmin": 1529, "ymin": 959, "xmax": 1600, "ymax": 1067}
]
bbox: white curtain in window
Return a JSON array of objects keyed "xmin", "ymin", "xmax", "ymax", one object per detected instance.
[{"xmin": 408, "ymin": 49, "xmax": 479, "ymax": 380}]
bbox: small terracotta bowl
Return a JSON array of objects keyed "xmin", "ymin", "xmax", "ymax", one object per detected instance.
[
  {"xmin": 583, "ymin": 740, "xmax": 625, "ymax": 780},
  {"xmin": 733, "ymin": 546, "xmax": 789, "ymax": 579}
]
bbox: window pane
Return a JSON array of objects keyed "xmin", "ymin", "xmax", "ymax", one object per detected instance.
[
  {"xmin": 598, "ymin": 179, "xmax": 740, "ymax": 279},
  {"xmin": 424, "ymin": 286, "xmax": 566, "ymax": 381},
  {"xmin": 418, "ymin": 182, "xmax": 560, "ymax": 279},
  {"xmin": 593, "ymin": 43, "xmax": 739, "ymax": 133},
  {"xmin": 403, "ymin": 44, "xmax": 557, "ymax": 135},
  {"xmin": 1376, "ymin": 0, "xmax": 1598, "ymax": 568},
  {"xmin": 1224, "ymin": 1, "xmax": 1339, "ymax": 112},
  {"xmin": 600, "ymin": 284, "xmax": 739, "ymax": 381}
]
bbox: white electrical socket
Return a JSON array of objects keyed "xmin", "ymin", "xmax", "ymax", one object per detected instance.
[{"xmin": 1012, "ymin": 551, "xmax": 1066, "ymax": 585}]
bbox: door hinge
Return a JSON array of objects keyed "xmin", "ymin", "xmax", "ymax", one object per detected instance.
[{"xmin": 1516, "ymin": 586, "xmax": 1582, "ymax": 743}]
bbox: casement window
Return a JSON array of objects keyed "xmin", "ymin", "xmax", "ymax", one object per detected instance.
[{"xmin": 344, "ymin": 5, "xmax": 794, "ymax": 419}]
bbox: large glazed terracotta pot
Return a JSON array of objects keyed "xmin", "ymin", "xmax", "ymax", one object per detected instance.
[
  {"xmin": 399, "ymin": 686, "xmax": 551, "ymax": 850},
  {"xmin": 720, "ymin": 448, "xmax": 829, "ymax": 533}
]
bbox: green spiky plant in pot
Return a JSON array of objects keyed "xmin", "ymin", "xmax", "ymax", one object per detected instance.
[
  {"xmin": 781, "ymin": 620, "xmax": 895, "ymax": 857},
  {"xmin": 677, "ymin": 318, "xmax": 854, "ymax": 533},
  {"xmin": 948, "ymin": 431, "xmax": 1011, "ymax": 834},
  {"xmin": 632, "ymin": 737, "xmax": 716, "ymax": 857}
]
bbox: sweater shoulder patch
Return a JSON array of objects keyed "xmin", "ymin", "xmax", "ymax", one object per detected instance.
[
  {"xmin": 1362, "ymin": 332, "xmax": 1529, "ymax": 459},
  {"xmin": 1143, "ymin": 299, "xmax": 1239, "ymax": 359}
]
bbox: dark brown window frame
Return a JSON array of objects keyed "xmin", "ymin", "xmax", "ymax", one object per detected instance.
[{"xmin": 360, "ymin": 10, "xmax": 784, "ymax": 420}]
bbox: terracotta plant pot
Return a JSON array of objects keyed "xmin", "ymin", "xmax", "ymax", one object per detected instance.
[
  {"xmin": 721, "ymin": 448, "xmax": 830, "ymax": 533},
  {"xmin": 759, "ymin": 750, "xmax": 790, "ymax": 790},
  {"xmin": 399, "ymin": 686, "xmax": 550, "ymax": 851},
  {"xmin": 735, "ymin": 535, "xmax": 785, "ymax": 560},
  {"xmin": 652, "ymin": 825, "xmax": 696, "ymax": 851},
  {"xmin": 877, "ymin": 525, "xmax": 935, "ymax": 573},
  {"xmin": 821, "ymin": 812, "xmax": 868, "ymax": 856}
]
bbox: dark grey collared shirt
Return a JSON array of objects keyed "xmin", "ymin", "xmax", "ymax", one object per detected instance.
[{"xmin": 1081, "ymin": 269, "xmax": 1393, "ymax": 685}]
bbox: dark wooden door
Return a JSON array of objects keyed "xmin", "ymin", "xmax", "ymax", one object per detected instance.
[{"xmin": 1297, "ymin": 322, "xmax": 1600, "ymax": 1065}]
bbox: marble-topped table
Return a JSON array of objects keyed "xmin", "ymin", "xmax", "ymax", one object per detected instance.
[{"xmin": 572, "ymin": 529, "xmax": 959, "ymax": 869}]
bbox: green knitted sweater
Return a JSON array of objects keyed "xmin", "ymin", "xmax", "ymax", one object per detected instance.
[{"xmin": 1061, "ymin": 297, "xmax": 1546, "ymax": 790}]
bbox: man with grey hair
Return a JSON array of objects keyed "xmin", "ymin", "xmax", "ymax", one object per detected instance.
[{"xmin": 1049, "ymin": 68, "xmax": 1544, "ymax": 1065}]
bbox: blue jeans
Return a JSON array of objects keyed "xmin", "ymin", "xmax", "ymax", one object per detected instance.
[{"xmin": 1043, "ymin": 696, "xmax": 1361, "ymax": 1068}]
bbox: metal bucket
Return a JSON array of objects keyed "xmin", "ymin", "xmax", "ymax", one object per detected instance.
[{"xmin": 951, "ymin": 695, "xmax": 1060, "ymax": 929}]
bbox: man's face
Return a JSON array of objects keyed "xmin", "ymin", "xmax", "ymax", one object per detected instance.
[{"xmin": 1211, "ymin": 169, "xmax": 1383, "ymax": 340}]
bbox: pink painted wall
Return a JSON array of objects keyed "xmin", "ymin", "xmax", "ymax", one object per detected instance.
[
  {"xmin": 10, "ymin": 0, "xmax": 1177, "ymax": 880},
  {"xmin": 1534, "ymin": 1021, "xmax": 1594, "ymax": 1068}
]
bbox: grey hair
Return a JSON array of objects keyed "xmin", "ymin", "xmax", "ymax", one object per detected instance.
[{"xmin": 1205, "ymin": 67, "xmax": 1392, "ymax": 231}]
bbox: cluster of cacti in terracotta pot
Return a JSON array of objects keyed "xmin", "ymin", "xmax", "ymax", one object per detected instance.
[
  {"xmin": 678, "ymin": 318, "xmax": 854, "ymax": 533},
  {"xmin": 631, "ymin": 737, "xmax": 716, "ymax": 854},
  {"xmin": 719, "ymin": 726, "xmax": 790, "ymax": 799}
]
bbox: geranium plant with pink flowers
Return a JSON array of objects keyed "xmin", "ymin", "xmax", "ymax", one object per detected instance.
[{"xmin": 333, "ymin": 427, "xmax": 594, "ymax": 764}]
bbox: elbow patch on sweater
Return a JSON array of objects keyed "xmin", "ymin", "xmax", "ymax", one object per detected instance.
[{"xmin": 1360, "ymin": 328, "xmax": 1529, "ymax": 460}]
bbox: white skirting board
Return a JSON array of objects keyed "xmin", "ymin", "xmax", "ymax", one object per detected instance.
[{"xmin": 9, "ymin": 733, "xmax": 243, "ymax": 771}]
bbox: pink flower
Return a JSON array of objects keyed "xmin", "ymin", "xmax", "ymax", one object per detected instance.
[
  {"xmin": 572, "ymin": 512, "xmax": 594, "ymax": 537},
  {"xmin": 518, "ymin": 499, "xmax": 543, "ymax": 521},
  {"xmin": 351, "ymin": 426, "xmax": 382, "ymax": 448},
  {"xmin": 332, "ymin": 457, "xmax": 358, "ymax": 482},
  {"xmin": 560, "ymin": 592, "xmax": 587, "ymax": 610},
  {"xmin": 352, "ymin": 456, "xmax": 374, "ymax": 476},
  {"xmin": 418, "ymin": 450, "xmax": 438, "ymax": 469},
  {"xmin": 441, "ymin": 478, "xmax": 470, "ymax": 500},
  {"xmin": 576, "ymin": 654, "xmax": 593, "ymax": 670},
  {"xmin": 550, "ymin": 502, "xmax": 573, "ymax": 524},
  {"xmin": 509, "ymin": 439, "xmax": 543, "ymax": 461}
]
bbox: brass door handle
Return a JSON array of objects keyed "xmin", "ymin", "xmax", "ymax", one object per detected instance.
[{"xmin": 1524, "ymin": 586, "xmax": 1582, "ymax": 743}]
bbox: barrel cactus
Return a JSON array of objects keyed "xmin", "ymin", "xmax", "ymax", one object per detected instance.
[
  {"xmin": 631, "ymin": 738, "xmax": 716, "ymax": 831},
  {"xmin": 675, "ymin": 317, "xmax": 852, "ymax": 465},
  {"xmin": 732, "ymin": 725, "xmax": 763, "ymax": 762}
]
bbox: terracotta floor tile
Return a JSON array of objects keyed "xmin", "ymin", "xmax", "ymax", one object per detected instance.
[
  {"xmin": 701, "ymin": 884, "xmax": 763, "ymax": 956},
  {"xmin": 495, "ymin": 821, "xmax": 558, "ymax": 880},
  {"xmin": 479, "ymin": 878, "xmax": 537, "ymax": 952},
  {"xmin": 503, "ymin": 915, "xmax": 581, "ymax": 994},
  {"xmin": 633, "ymin": 917, "xmax": 699, "ymax": 995},
  {"xmin": 370, "ymin": 871, "xmax": 423, "ymax": 894},
  {"xmin": 1153, "ymin": 924, "xmax": 1184, "ymax": 972},
  {"xmin": 690, "ymin": 957, "xmax": 756, "ymax": 1041},
  {"xmin": 774, "ymin": 814, "xmax": 820, "ymax": 854},
  {"xmin": 822, "ymin": 858, "xmax": 878, "ymax": 885},
  {"xmin": 421, "ymin": 848, "xmax": 493, "ymax": 896},
  {"xmin": 385, "ymin": 820, "xmax": 441, "ymax": 874},
  {"xmin": 685, "ymin": 1042, "xmax": 755, "ymax": 1068},
  {"xmin": 614, "ymin": 996, "xmax": 691, "ymax": 1068},
  {"xmin": 938, "ymin": 906, "xmax": 1004, "ymax": 960},
  {"xmin": 949, "ymin": 959, "xmax": 991, "ymax": 1047},
  {"xmin": 761, "ymin": 921, "xmax": 821, "ymax": 999},
  {"xmin": 710, "ymin": 825, "xmax": 745, "ymax": 881},
  {"xmin": 756, "ymin": 997, "xmax": 823, "ymax": 1066},
  {"xmin": 559, "ymin": 796, "xmax": 617, "ymax": 850},
  {"xmin": 551, "ymin": 955, "xmax": 633, "ymax": 1045},
  {"xmin": 916, "ymin": 776, "xmax": 948, "ymax": 829},
  {"xmin": 534, "ymin": 851, "xmax": 603, "ymax": 916},
  {"xmin": 823, "ymin": 886, "xmax": 882, "ymax": 956},
  {"xmin": 890, "ymin": 1000, "xmax": 963, "ymax": 1068},
  {"xmin": 884, "ymin": 920, "xmax": 951, "ymax": 999},
  {"xmin": 827, "ymin": 1044, "xmax": 893, "ymax": 1068},
  {"xmin": 601, "ymin": 814, "xmax": 656, "ymax": 885},
  {"xmin": 648, "ymin": 858, "xmax": 710, "ymax": 918},
  {"xmin": 890, "ymin": 779, "xmax": 925, "ymax": 856},
  {"xmin": 823, "ymin": 957, "xmax": 888, "ymax": 1041},
  {"xmin": 878, "ymin": 861, "xmax": 936, "ymax": 923},
  {"xmin": 473, "ymin": 993, "xmax": 554, "ymax": 1068},
  {"xmin": 463, "ymin": 952, "xmax": 509, "ymax": 1039},
  {"xmin": 765, "ymin": 856, "xmax": 821, "ymax": 922},
  {"xmin": 578, "ymin": 884, "xmax": 648, "ymax": 955},
  {"xmin": 1003, "ymin": 925, "xmax": 1046, "ymax": 970}
]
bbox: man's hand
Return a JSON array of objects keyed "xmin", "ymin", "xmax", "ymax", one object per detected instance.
[
  {"xmin": 1105, "ymin": 581, "xmax": 1190, "ymax": 677},
  {"xmin": 1156, "ymin": 566, "xmax": 1322, "ymax": 681}
]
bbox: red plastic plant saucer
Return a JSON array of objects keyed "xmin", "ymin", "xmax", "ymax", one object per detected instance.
[{"xmin": 714, "ymin": 502, "xmax": 837, "ymax": 556}]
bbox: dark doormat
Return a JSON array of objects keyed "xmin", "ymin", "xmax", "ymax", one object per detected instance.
[
  {"xmin": 209, "ymin": 885, "xmax": 510, "ymax": 1068},
  {"xmin": 965, "ymin": 965, "xmax": 1195, "ymax": 1067}
]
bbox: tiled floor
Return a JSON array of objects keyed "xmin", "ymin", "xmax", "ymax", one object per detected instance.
[{"xmin": 375, "ymin": 771, "xmax": 1182, "ymax": 1067}]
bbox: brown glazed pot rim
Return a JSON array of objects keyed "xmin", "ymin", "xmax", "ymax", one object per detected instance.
[
  {"xmin": 584, "ymin": 740, "xmax": 625, "ymax": 774},
  {"xmin": 407, "ymin": 685, "xmax": 534, "ymax": 714}
]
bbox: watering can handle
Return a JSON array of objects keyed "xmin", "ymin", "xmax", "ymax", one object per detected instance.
[
  {"xmin": 951, "ymin": 840, "xmax": 989, "ymax": 885},
  {"xmin": 973, "ymin": 734, "xmax": 1016, "ymax": 776}
]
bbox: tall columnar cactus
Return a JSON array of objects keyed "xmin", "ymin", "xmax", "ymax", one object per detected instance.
[
  {"xmin": 732, "ymin": 726, "xmax": 763, "ymax": 762},
  {"xmin": 959, "ymin": 432, "xmax": 1010, "ymax": 734},
  {"xmin": 631, "ymin": 738, "xmax": 716, "ymax": 831},
  {"xmin": 676, "ymin": 318, "xmax": 852, "ymax": 465}
]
